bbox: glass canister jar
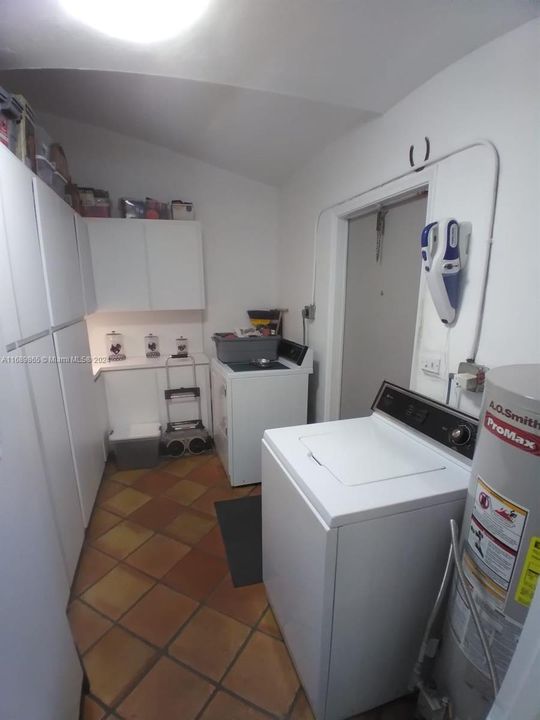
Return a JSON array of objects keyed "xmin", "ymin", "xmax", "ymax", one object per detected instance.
[
  {"xmin": 145, "ymin": 333, "xmax": 160, "ymax": 358},
  {"xmin": 106, "ymin": 331, "xmax": 126, "ymax": 361},
  {"xmin": 176, "ymin": 336, "xmax": 189, "ymax": 357}
]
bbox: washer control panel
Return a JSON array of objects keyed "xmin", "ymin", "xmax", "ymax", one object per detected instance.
[{"xmin": 372, "ymin": 381, "xmax": 478, "ymax": 460}]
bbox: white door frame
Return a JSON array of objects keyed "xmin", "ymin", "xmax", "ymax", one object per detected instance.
[{"xmin": 323, "ymin": 167, "xmax": 435, "ymax": 420}]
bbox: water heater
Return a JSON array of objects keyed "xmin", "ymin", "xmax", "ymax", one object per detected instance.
[{"xmin": 420, "ymin": 364, "xmax": 540, "ymax": 720}]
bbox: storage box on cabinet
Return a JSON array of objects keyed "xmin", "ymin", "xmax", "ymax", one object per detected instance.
[{"xmin": 88, "ymin": 219, "xmax": 205, "ymax": 312}]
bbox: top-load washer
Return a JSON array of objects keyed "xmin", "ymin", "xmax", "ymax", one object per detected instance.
[{"xmin": 262, "ymin": 381, "xmax": 478, "ymax": 720}]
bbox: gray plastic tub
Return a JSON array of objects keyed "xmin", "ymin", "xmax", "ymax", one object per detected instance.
[
  {"xmin": 110, "ymin": 423, "xmax": 161, "ymax": 470},
  {"xmin": 213, "ymin": 334, "xmax": 280, "ymax": 363}
]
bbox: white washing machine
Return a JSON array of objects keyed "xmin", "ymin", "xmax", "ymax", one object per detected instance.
[
  {"xmin": 262, "ymin": 381, "xmax": 478, "ymax": 720},
  {"xmin": 211, "ymin": 339, "xmax": 313, "ymax": 486}
]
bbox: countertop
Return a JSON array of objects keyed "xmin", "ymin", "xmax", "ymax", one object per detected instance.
[{"xmin": 93, "ymin": 352, "xmax": 209, "ymax": 380}]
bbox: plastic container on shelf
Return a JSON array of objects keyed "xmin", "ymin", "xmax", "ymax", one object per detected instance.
[
  {"xmin": 0, "ymin": 86, "xmax": 22, "ymax": 153},
  {"xmin": 212, "ymin": 333, "xmax": 281, "ymax": 363},
  {"xmin": 36, "ymin": 155, "xmax": 55, "ymax": 186},
  {"xmin": 145, "ymin": 333, "xmax": 160, "ymax": 358},
  {"xmin": 110, "ymin": 423, "xmax": 161, "ymax": 469},
  {"xmin": 52, "ymin": 170, "xmax": 68, "ymax": 199},
  {"xmin": 171, "ymin": 200, "xmax": 195, "ymax": 220}
]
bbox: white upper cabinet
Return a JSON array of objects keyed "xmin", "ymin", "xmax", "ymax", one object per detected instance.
[
  {"xmin": 75, "ymin": 214, "xmax": 97, "ymax": 315},
  {"xmin": 88, "ymin": 219, "xmax": 150, "ymax": 311},
  {"xmin": 33, "ymin": 178, "xmax": 85, "ymax": 327},
  {"xmin": 0, "ymin": 145, "xmax": 49, "ymax": 345},
  {"xmin": 146, "ymin": 221, "xmax": 205, "ymax": 310},
  {"xmin": 88, "ymin": 219, "xmax": 205, "ymax": 312}
]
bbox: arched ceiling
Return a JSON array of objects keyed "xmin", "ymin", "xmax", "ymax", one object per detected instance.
[{"xmin": 0, "ymin": 0, "xmax": 537, "ymax": 184}]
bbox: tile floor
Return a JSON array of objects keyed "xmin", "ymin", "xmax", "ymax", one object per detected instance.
[{"xmin": 71, "ymin": 452, "xmax": 416, "ymax": 720}]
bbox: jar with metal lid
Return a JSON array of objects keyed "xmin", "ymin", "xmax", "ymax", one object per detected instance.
[
  {"xmin": 176, "ymin": 336, "xmax": 189, "ymax": 357},
  {"xmin": 145, "ymin": 333, "xmax": 160, "ymax": 358},
  {"xmin": 106, "ymin": 331, "xmax": 125, "ymax": 361}
]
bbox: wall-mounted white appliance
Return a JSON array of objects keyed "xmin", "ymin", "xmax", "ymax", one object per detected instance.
[{"xmin": 262, "ymin": 381, "xmax": 478, "ymax": 719}]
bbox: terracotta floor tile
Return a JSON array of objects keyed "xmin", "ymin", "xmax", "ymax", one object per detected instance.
[
  {"xmin": 162, "ymin": 548, "xmax": 228, "ymax": 601},
  {"xmin": 125, "ymin": 534, "xmax": 191, "ymax": 578},
  {"xmin": 82, "ymin": 565, "xmax": 154, "ymax": 620},
  {"xmin": 92, "ymin": 521, "xmax": 154, "ymax": 560},
  {"xmin": 86, "ymin": 508, "xmax": 123, "ymax": 541},
  {"xmin": 257, "ymin": 607, "xmax": 281, "ymax": 639},
  {"xmin": 195, "ymin": 525, "xmax": 227, "ymax": 558},
  {"xmin": 120, "ymin": 584, "xmax": 198, "ymax": 647},
  {"xmin": 102, "ymin": 488, "xmax": 152, "ymax": 517},
  {"xmin": 199, "ymin": 691, "xmax": 270, "ymax": 720},
  {"xmin": 165, "ymin": 456, "xmax": 204, "ymax": 478},
  {"xmin": 110, "ymin": 469, "xmax": 150, "ymax": 486},
  {"xmin": 185, "ymin": 455, "xmax": 229, "ymax": 487},
  {"xmin": 162, "ymin": 508, "xmax": 216, "ymax": 545},
  {"xmin": 68, "ymin": 599, "xmax": 112, "ymax": 653},
  {"xmin": 378, "ymin": 696, "xmax": 416, "ymax": 719},
  {"xmin": 82, "ymin": 695, "xmax": 106, "ymax": 720},
  {"xmin": 223, "ymin": 631, "xmax": 299, "ymax": 716},
  {"xmin": 290, "ymin": 690, "xmax": 315, "ymax": 720},
  {"xmin": 165, "ymin": 477, "xmax": 208, "ymax": 505},
  {"xmin": 71, "ymin": 547, "xmax": 118, "ymax": 596},
  {"xmin": 97, "ymin": 480, "xmax": 125, "ymax": 504},
  {"xmin": 83, "ymin": 626, "xmax": 155, "ymax": 707},
  {"xmin": 132, "ymin": 470, "xmax": 179, "ymax": 496},
  {"xmin": 191, "ymin": 485, "xmax": 251, "ymax": 517},
  {"xmin": 206, "ymin": 575, "xmax": 267, "ymax": 626},
  {"xmin": 169, "ymin": 606, "xmax": 250, "ymax": 681},
  {"xmin": 117, "ymin": 657, "xmax": 213, "ymax": 720},
  {"xmin": 128, "ymin": 496, "xmax": 183, "ymax": 530}
]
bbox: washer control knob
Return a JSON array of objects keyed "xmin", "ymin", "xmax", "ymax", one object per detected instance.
[{"xmin": 450, "ymin": 425, "xmax": 471, "ymax": 446}]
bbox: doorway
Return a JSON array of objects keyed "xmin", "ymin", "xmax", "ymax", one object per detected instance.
[{"xmin": 340, "ymin": 193, "xmax": 428, "ymax": 418}]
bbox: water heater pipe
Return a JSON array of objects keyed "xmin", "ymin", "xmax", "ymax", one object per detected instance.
[{"xmin": 309, "ymin": 139, "xmax": 499, "ymax": 363}]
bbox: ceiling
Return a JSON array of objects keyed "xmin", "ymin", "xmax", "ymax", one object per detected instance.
[{"xmin": 0, "ymin": 0, "xmax": 537, "ymax": 184}]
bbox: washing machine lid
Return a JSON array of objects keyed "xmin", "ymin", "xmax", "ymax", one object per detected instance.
[{"xmin": 300, "ymin": 420, "xmax": 445, "ymax": 486}]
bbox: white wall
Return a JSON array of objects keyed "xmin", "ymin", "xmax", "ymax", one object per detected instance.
[
  {"xmin": 40, "ymin": 113, "xmax": 280, "ymax": 357},
  {"xmin": 278, "ymin": 19, "xmax": 540, "ymax": 420}
]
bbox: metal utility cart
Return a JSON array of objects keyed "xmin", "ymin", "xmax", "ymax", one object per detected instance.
[{"xmin": 162, "ymin": 354, "xmax": 211, "ymax": 457}]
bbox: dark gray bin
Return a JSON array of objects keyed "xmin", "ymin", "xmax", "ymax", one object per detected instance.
[
  {"xmin": 213, "ymin": 334, "xmax": 280, "ymax": 363},
  {"xmin": 110, "ymin": 423, "xmax": 161, "ymax": 470}
]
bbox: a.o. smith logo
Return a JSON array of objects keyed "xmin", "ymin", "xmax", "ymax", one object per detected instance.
[
  {"xmin": 484, "ymin": 412, "xmax": 539, "ymax": 455},
  {"xmin": 489, "ymin": 401, "xmax": 540, "ymax": 430}
]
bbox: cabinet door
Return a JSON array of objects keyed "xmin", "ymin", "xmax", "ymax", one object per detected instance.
[
  {"xmin": 0, "ymin": 342, "xmax": 82, "ymax": 719},
  {"xmin": 211, "ymin": 367, "xmax": 229, "ymax": 474},
  {"xmin": 75, "ymin": 214, "xmax": 97, "ymax": 315},
  {"xmin": 0, "ymin": 145, "xmax": 49, "ymax": 344},
  {"xmin": 24, "ymin": 335, "xmax": 85, "ymax": 586},
  {"xmin": 54, "ymin": 322, "xmax": 104, "ymax": 526},
  {"xmin": 33, "ymin": 178, "xmax": 85, "ymax": 327},
  {"xmin": 104, "ymin": 369, "xmax": 160, "ymax": 430},
  {"xmin": 95, "ymin": 374, "xmax": 110, "ymax": 461},
  {"xmin": 88, "ymin": 220, "xmax": 150, "ymax": 311},
  {"xmin": 146, "ymin": 221, "xmax": 205, "ymax": 310}
]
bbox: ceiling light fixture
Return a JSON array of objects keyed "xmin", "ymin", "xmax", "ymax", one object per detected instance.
[{"xmin": 59, "ymin": 0, "xmax": 210, "ymax": 44}]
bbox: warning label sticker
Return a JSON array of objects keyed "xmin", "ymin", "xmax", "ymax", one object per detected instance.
[
  {"xmin": 515, "ymin": 536, "xmax": 540, "ymax": 608},
  {"xmin": 465, "ymin": 477, "xmax": 528, "ymax": 600},
  {"xmin": 449, "ymin": 581, "xmax": 523, "ymax": 680}
]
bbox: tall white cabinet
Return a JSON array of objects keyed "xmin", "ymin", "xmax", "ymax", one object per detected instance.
[
  {"xmin": 88, "ymin": 219, "xmax": 205, "ymax": 311},
  {"xmin": 33, "ymin": 179, "xmax": 85, "ymax": 327},
  {"xmin": 0, "ymin": 146, "xmax": 49, "ymax": 346},
  {"xmin": 0, "ymin": 340, "xmax": 82, "ymax": 720}
]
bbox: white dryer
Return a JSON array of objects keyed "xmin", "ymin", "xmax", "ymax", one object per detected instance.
[{"xmin": 262, "ymin": 382, "xmax": 478, "ymax": 720}]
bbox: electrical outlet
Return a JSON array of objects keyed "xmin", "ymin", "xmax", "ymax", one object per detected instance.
[{"xmin": 421, "ymin": 354, "xmax": 442, "ymax": 376}]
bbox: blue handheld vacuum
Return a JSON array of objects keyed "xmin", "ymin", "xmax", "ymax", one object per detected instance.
[{"xmin": 421, "ymin": 218, "xmax": 470, "ymax": 325}]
